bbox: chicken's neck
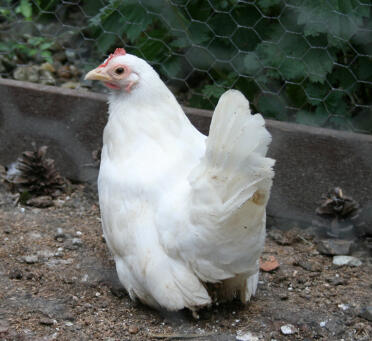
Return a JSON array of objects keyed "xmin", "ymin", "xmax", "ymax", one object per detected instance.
[{"xmin": 103, "ymin": 82, "xmax": 201, "ymax": 162}]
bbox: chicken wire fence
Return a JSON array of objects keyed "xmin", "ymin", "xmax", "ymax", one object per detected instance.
[{"xmin": 0, "ymin": 0, "xmax": 372, "ymax": 134}]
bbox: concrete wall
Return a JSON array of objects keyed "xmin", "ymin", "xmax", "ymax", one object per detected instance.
[{"xmin": 1, "ymin": 78, "xmax": 371, "ymax": 227}]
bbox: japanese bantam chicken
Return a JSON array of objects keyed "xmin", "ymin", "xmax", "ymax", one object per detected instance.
[{"xmin": 85, "ymin": 48, "xmax": 275, "ymax": 315}]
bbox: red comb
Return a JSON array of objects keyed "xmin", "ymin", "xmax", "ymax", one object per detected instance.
[{"xmin": 99, "ymin": 48, "xmax": 126, "ymax": 67}]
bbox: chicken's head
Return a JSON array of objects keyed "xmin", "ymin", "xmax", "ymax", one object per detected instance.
[{"xmin": 85, "ymin": 48, "xmax": 145, "ymax": 93}]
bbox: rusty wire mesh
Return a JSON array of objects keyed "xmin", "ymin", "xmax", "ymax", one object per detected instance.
[{"xmin": 0, "ymin": 0, "xmax": 371, "ymax": 133}]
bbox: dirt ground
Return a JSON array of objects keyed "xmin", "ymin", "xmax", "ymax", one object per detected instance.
[{"xmin": 0, "ymin": 184, "xmax": 371, "ymax": 341}]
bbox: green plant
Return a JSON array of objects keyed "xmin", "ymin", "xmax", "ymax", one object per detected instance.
[
  {"xmin": 85, "ymin": 0, "xmax": 372, "ymax": 132},
  {"xmin": 243, "ymin": 0, "xmax": 372, "ymax": 131},
  {"xmin": 0, "ymin": 0, "xmax": 59, "ymax": 64},
  {"xmin": 16, "ymin": 0, "xmax": 33, "ymax": 20},
  {"xmin": 0, "ymin": 35, "xmax": 54, "ymax": 63},
  {"xmin": 14, "ymin": 0, "xmax": 58, "ymax": 20}
]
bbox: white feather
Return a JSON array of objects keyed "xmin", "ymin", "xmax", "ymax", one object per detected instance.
[{"xmin": 98, "ymin": 54, "xmax": 275, "ymax": 311}]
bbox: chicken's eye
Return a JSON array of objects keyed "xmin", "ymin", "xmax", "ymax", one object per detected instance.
[{"xmin": 115, "ymin": 67, "xmax": 125, "ymax": 75}]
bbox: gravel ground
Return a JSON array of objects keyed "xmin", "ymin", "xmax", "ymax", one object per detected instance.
[{"xmin": 0, "ymin": 184, "xmax": 371, "ymax": 341}]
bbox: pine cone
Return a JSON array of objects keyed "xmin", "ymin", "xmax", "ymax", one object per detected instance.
[
  {"xmin": 4, "ymin": 145, "xmax": 67, "ymax": 199},
  {"xmin": 316, "ymin": 187, "xmax": 360, "ymax": 219}
]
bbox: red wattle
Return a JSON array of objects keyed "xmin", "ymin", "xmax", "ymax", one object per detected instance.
[{"xmin": 104, "ymin": 82, "xmax": 120, "ymax": 90}]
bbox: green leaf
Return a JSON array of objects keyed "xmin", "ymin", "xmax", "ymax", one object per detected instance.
[
  {"xmin": 185, "ymin": 46, "xmax": 214, "ymax": 71},
  {"xmin": 161, "ymin": 56, "xmax": 182, "ymax": 78},
  {"xmin": 28, "ymin": 49, "xmax": 37, "ymax": 56},
  {"xmin": 324, "ymin": 91, "xmax": 348, "ymax": 116},
  {"xmin": 119, "ymin": 4, "xmax": 153, "ymax": 41},
  {"xmin": 352, "ymin": 56, "xmax": 372, "ymax": 82},
  {"xmin": 202, "ymin": 84, "xmax": 226, "ymax": 99},
  {"xmin": 304, "ymin": 82, "xmax": 330, "ymax": 105},
  {"xmin": 328, "ymin": 66, "xmax": 356, "ymax": 90},
  {"xmin": 244, "ymin": 53, "xmax": 261, "ymax": 75},
  {"xmin": 279, "ymin": 58, "xmax": 305, "ymax": 80},
  {"xmin": 40, "ymin": 42, "xmax": 53, "ymax": 50},
  {"xmin": 258, "ymin": 94, "xmax": 287, "ymax": 120},
  {"xmin": 285, "ymin": 84, "xmax": 306, "ymax": 107},
  {"xmin": 296, "ymin": 0, "xmax": 370, "ymax": 46},
  {"xmin": 138, "ymin": 39, "xmax": 168, "ymax": 63},
  {"xmin": 188, "ymin": 22, "xmax": 211, "ymax": 44},
  {"xmin": 258, "ymin": 0, "xmax": 282, "ymax": 11},
  {"xmin": 256, "ymin": 43, "xmax": 284, "ymax": 68},
  {"xmin": 0, "ymin": 42, "xmax": 11, "ymax": 52},
  {"xmin": 170, "ymin": 37, "xmax": 189, "ymax": 49},
  {"xmin": 303, "ymin": 49, "xmax": 335, "ymax": 83},
  {"xmin": 40, "ymin": 50, "xmax": 53, "ymax": 63},
  {"xmin": 296, "ymin": 108, "xmax": 328, "ymax": 126},
  {"xmin": 188, "ymin": 93, "xmax": 214, "ymax": 110},
  {"xmin": 17, "ymin": 0, "xmax": 32, "ymax": 19},
  {"xmin": 186, "ymin": 0, "xmax": 213, "ymax": 21},
  {"xmin": 279, "ymin": 33, "xmax": 309, "ymax": 58},
  {"xmin": 96, "ymin": 32, "xmax": 117, "ymax": 54}
]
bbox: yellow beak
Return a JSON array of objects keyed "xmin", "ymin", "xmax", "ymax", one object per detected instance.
[{"xmin": 84, "ymin": 67, "xmax": 111, "ymax": 82}]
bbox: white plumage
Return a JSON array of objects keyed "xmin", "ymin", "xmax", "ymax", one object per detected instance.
[{"xmin": 85, "ymin": 51, "xmax": 275, "ymax": 313}]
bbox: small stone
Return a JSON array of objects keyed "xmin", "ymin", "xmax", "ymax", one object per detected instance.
[
  {"xmin": 57, "ymin": 65, "xmax": 72, "ymax": 79},
  {"xmin": 280, "ymin": 324, "xmax": 297, "ymax": 335},
  {"xmin": 61, "ymin": 81, "xmax": 80, "ymax": 89},
  {"xmin": 332, "ymin": 255, "xmax": 362, "ymax": 267},
  {"xmin": 29, "ymin": 232, "xmax": 42, "ymax": 239},
  {"xmin": 338, "ymin": 303, "xmax": 349, "ymax": 311},
  {"xmin": 260, "ymin": 256, "xmax": 280, "ymax": 272},
  {"xmin": 23, "ymin": 255, "xmax": 38, "ymax": 264},
  {"xmin": 9, "ymin": 269, "xmax": 23, "ymax": 279},
  {"xmin": 359, "ymin": 306, "xmax": 372, "ymax": 321},
  {"xmin": 55, "ymin": 247, "xmax": 64, "ymax": 257},
  {"xmin": 128, "ymin": 325, "xmax": 139, "ymax": 334},
  {"xmin": 317, "ymin": 239, "xmax": 352, "ymax": 256},
  {"xmin": 13, "ymin": 65, "xmax": 40, "ymax": 82},
  {"xmin": 37, "ymin": 250, "xmax": 54, "ymax": 259},
  {"xmin": 39, "ymin": 69, "xmax": 55, "ymax": 85},
  {"xmin": 320, "ymin": 321, "xmax": 327, "ymax": 327},
  {"xmin": 65, "ymin": 50, "xmax": 76, "ymax": 61},
  {"xmin": 39, "ymin": 318, "xmax": 54, "ymax": 326},
  {"xmin": 54, "ymin": 228, "xmax": 66, "ymax": 240},
  {"xmin": 236, "ymin": 331, "xmax": 259, "ymax": 341},
  {"xmin": 72, "ymin": 238, "xmax": 83, "ymax": 246},
  {"xmin": 69, "ymin": 65, "xmax": 79, "ymax": 76},
  {"xmin": 41, "ymin": 62, "xmax": 55, "ymax": 73}
]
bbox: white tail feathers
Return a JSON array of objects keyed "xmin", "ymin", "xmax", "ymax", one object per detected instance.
[
  {"xmin": 205, "ymin": 90, "xmax": 274, "ymax": 206},
  {"xmin": 186, "ymin": 90, "xmax": 274, "ymax": 291}
]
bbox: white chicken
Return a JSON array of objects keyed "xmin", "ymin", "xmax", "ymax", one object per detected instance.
[{"xmin": 85, "ymin": 48, "xmax": 275, "ymax": 314}]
